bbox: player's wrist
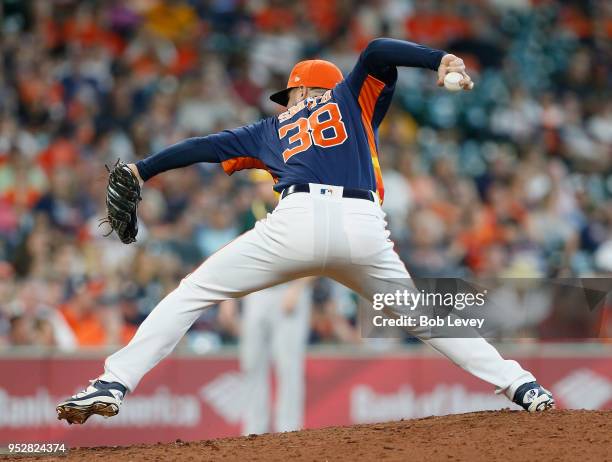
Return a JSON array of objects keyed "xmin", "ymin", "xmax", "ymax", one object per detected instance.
[{"xmin": 128, "ymin": 163, "xmax": 144, "ymax": 185}]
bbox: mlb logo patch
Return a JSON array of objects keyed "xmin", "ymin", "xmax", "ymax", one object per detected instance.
[{"xmin": 320, "ymin": 188, "xmax": 333, "ymax": 196}]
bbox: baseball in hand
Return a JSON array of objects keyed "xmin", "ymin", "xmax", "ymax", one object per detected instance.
[{"xmin": 444, "ymin": 72, "xmax": 463, "ymax": 92}]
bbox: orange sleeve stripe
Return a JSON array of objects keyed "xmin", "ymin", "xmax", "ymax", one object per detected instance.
[
  {"xmin": 221, "ymin": 157, "xmax": 278, "ymax": 182},
  {"xmin": 357, "ymin": 75, "xmax": 386, "ymax": 203},
  {"xmin": 221, "ymin": 156, "xmax": 266, "ymax": 174}
]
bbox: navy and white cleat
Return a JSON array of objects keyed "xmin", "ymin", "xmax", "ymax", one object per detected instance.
[
  {"xmin": 513, "ymin": 381, "xmax": 555, "ymax": 412},
  {"xmin": 56, "ymin": 380, "xmax": 127, "ymax": 424}
]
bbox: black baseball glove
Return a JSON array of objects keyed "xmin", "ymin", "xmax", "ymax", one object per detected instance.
[{"xmin": 102, "ymin": 160, "xmax": 142, "ymax": 244}]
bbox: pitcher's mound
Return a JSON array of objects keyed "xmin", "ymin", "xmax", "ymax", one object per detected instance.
[{"xmin": 8, "ymin": 410, "xmax": 612, "ymax": 462}]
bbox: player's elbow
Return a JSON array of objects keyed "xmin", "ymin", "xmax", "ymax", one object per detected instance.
[
  {"xmin": 361, "ymin": 38, "xmax": 395, "ymax": 68},
  {"xmin": 363, "ymin": 38, "xmax": 391, "ymax": 56}
]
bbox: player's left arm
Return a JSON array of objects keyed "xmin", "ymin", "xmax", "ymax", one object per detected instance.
[{"xmin": 128, "ymin": 119, "xmax": 269, "ymax": 184}]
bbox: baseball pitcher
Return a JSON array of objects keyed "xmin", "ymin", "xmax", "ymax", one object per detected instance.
[{"xmin": 57, "ymin": 38, "xmax": 554, "ymax": 424}]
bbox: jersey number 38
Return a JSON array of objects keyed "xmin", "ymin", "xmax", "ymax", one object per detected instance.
[{"xmin": 278, "ymin": 102, "xmax": 348, "ymax": 162}]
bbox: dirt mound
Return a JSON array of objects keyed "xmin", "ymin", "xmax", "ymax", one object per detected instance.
[{"xmin": 6, "ymin": 410, "xmax": 611, "ymax": 462}]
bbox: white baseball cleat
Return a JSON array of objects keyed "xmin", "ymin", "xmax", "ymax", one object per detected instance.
[
  {"xmin": 56, "ymin": 380, "xmax": 127, "ymax": 424},
  {"xmin": 512, "ymin": 381, "xmax": 555, "ymax": 412}
]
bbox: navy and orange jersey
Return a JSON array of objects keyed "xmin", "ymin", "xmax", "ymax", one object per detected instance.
[{"xmin": 136, "ymin": 39, "xmax": 445, "ymax": 202}]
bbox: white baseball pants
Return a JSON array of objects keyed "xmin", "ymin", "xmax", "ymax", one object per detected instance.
[
  {"xmin": 101, "ymin": 184, "xmax": 535, "ymax": 400},
  {"xmin": 240, "ymin": 283, "xmax": 310, "ymax": 434}
]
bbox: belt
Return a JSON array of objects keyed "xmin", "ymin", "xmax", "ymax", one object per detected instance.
[{"xmin": 280, "ymin": 184, "xmax": 375, "ymax": 202}]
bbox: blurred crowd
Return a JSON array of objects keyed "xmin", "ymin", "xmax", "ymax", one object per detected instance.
[{"xmin": 0, "ymin": 0, "xmax": 610, "ymax": 349}]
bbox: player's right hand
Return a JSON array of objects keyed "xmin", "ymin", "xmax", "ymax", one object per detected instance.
[{"xmin": 437, "ymin": 54, "xmax": 474, "ymax": 90}]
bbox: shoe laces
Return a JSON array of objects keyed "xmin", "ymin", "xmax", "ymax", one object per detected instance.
[
  {"xmin": 73, "ymin": 380, "xmax": 98, "ymax": 398},
  {"xmin": 72, "ymin": 379, "xmax": 125, "ymax": 401}
]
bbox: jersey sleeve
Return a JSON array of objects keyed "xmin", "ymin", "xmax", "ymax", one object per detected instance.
[
  {"xmin": 345, "ymin": 38, "xmax": 446, "ymax": 92},
  {"xmin": 339, "ymin": 54, "xmax": 395, "ymax": 134},
  {"xmin": 135, "ymin": 120, "xmax": 268, "ymax": 181},
  {"xmin": 207, "ymin": 120, "xmax": 268, "ymax": 175},
  {"xmin": 341, "ymin": 38, "xmax": 446, "ymax": 129}
]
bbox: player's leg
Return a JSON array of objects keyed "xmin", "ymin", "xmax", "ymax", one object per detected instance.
[
  {"xmin": 326, "ymin": 198, "xmax": 553, "ymax": 410},
  {"xmin": 100, "ymin": 203, "xmax": 317, "ymax": 391},
  {"xmin": 271, "ymin": 284, "xmax": 310, "ymax": 432},
  {"xmin": 240, "ymin": 292, "xmax": 272, "ymax": 435},
  {"xmin": 57, "ymin": 197, "xmax": 319, "ymax": 423},
  {"xmin": 330, "ymin": 258, "xmax": 554, "ymax": 410}
]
